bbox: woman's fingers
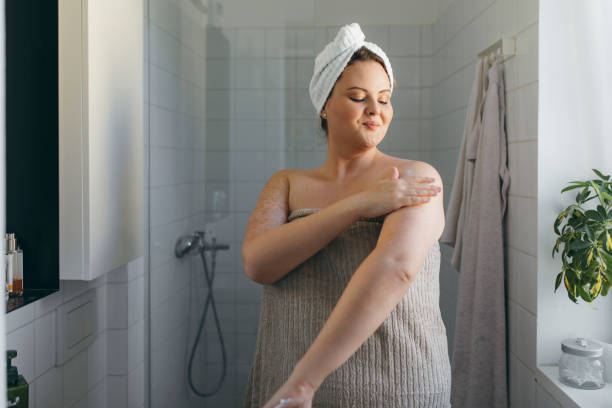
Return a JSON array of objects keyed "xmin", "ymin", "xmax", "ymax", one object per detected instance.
[{"xmin": 273, "ymin": 397, "xmax": 307, "ymax": 408}]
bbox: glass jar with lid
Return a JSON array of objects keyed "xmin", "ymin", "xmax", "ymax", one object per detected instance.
[{"xmin": 559, "ymin": 337, "xmax": 605, "ymax": 390}]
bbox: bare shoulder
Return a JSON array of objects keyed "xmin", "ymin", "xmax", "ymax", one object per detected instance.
[{"xmin": 379, "ymin": 156, "xmax": 442, "ymax": 187}]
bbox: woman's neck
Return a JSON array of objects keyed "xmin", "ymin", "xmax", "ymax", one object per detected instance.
[{"xmin": 319, "ymin": 145, "xmax": 381, "ymax": 182}]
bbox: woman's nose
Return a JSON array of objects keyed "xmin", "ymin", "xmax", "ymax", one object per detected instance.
[{"xmin": 366, "ymin": 98, "xmax": 380, "ymax": 115}]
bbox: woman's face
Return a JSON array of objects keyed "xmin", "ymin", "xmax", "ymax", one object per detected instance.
[{"xmin": 323, "ymin": 59, "xmax": 393, "ymax": 148}]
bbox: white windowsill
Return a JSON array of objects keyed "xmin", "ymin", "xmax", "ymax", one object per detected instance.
[{"xmin": 536, "ymin": 365, "xmax": 612, "ymax": 408}]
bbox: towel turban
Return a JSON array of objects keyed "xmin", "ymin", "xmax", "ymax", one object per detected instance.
[{"xmin": 309, "ymin": 22, "xmax": 394, "ymax": 115}]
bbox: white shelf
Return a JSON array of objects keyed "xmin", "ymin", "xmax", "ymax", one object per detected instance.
[{"xmin": 536, "ymin": 365, "xmax": 612, "ymax": 408}]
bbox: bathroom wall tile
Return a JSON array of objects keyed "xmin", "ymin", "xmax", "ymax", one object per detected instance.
[
  {"xmin": 150, "ymin": 24, "xmax": 180, "ymax": 75},
  {"xmin": 107, "ymin": 282, "xmax": 128, "ymax": 330},
  {"xmin": 295, "ymin": 57, "xmax": 313, "ymax": 89},
  {"xmin": 149, "ymin": 0, "xmax": 181, "ymax": 40},
  {"xmin": 128, "ymin": 277, "xmax": 145, "ymax": 327},
  {"xmin": 363, "ymin": 25, "xmax": 390, "ymax": 51},
  {"xmin": 235, "ymin": 276, "xmax": 262, "ymax": 305},
  {"xmin": 421, "ymin": 57, "xmax": 433, "ymax": 88},
  {"xmin": 233, "ymin": 151, "xmax": 267, "ymax": 181},
  {"xmin": 507, "ymin": 247, "xmax": 537, "ymax": 315},
  {"xmin": 263, "ymin": 59, "xmax": 285, "ymax": 89},
  {"xmin": 86, "ymin": 378, "xmax": 106, "ymax": 408},
  {"xmin": 505, "ymin": 196, "xmax": 537, "ymax": 256},
  {"xmin": 128, "ymin": 320, "xmax": 145, "ymax": 372},
  {"xmin": 204, "ymin": 364, "xmax": 236, "ymax": 407},
  {"xmin": 265, "ymin": 28, "xmax": 292, "ymax": 58},
  {"xmin": 87, "ymin": 331, "xmax": 106, "ymax": 390},
  {"xmin": 233, "ymin": 182, "xmax": 264, "ymax": 213},
  {"xmin": 6, "ymin": 322, "xmax": 34, "ymax": 382},
  {"xmin": 234, "ymin": 28, "xmax": 265, "ymax": 58},
  {"xmin": 34, "ymin": 290, "xmax": 62, "ymax": 319},
  {"xmin": 535, "ymin": 382, "xmax": 562, "ymax": 408},
  {"xmin": 265, "ymin": 89, "xmax": 290, "ymax": 120},
  {"xmin": 6, "ymin": 302, "xmax": 35, "ymax": 333},
  {"xmin": 393, "ymin": 57, "xmax": 421, "ymax": 88},
  {"xmin": 236, "ymin": 303, "xmax": 261, "ymax": 334},
  {"xmin": 107, "ymin": 329, "xmax": 129, "ymax": 376},
  {"xmin": 234, "ymin": 59, "xmax": 265, "ymax": 89},
  {"xmin": 516, "ymin": 0, "xmax": 539, "ymax": 33},
  {"xmin": 515, "ymin": 23, "xmax": 538, "ymax": 87},
  {"xmin": 235, "ymin": 90, "xmax": 265, "ymax": 120},
  {"xmin": 508, "ymin": 140, "xmax": 537, "ymax": 199},
  {"xmin": 206, "ymin": 59, "xmax": 232, "ymax": 90},
  {"xmin": 150, "ymin": 65, "xmax": 180, "ymax": 112},
  {"xmin": 517, "ymin": 305, "xmax": 537, "ymax": 371},
  {"xmin": 390, "ymin": 88, "xmax": 420, "ymax": 119},
  {"xmin": 206, "ymin": 26, "xmax": 234, "ymax": 59},
  {"xmin": 381, "ymin": 120, "xmax": 420, "ymax": 151},
  {"xmin": 34, "ymin": 311, "xmax": 56, "ymax": 378},
  {"xmin": 509, "ymin": 353, "xmax": 535, "ymax": 408},
  {"xmin": 62, "ymin": 349, "xmax": 88, "ymax": 408},
  {"xmin": 295, "ymin": 88, "xmax": 314, "ymax": 119},
  {"xmin": 235, "ymin": 334, "xmax": 258, "ymax": 365},
  {"xmin": 106, "ymin": 375, "xmax": 128, "ymax": 408},
  {"xmin": 388, "ymin": 26, "xmax": 421, "ymax": 56},
  {"xmin": 421, "ymin": 24, "xmax": 433, "ymax": 56},
  {"xmin": 207, "ymin": 332, "xmax": 237, "ymax": 364},
  {"xmin": 128, "ymin": 362, "xmax": 145, "ymax": 408},
  {"xmin": 498, "ymin": 0, "xmax": 518, "ymax": 38},
  {"xmin": 35, "ymin": 366, "xmax": 63, "ymax": 408},
  {"xmin": 206, "ymin": 89, "xmax": 232, "ymax": 120},
  {"xmin": 314, "ymin": 26, "xmax": 332, "ymax": 55},
  {"xmin": 295, "ymin": 28, "xmax": 315, "ymax": 57}
]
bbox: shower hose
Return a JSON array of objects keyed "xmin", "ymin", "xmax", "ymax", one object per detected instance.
[{"xmin": 188, "ymin": 245, "xmax": 228, "ymax": 397}]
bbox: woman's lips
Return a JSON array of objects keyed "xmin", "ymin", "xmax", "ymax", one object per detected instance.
[{"xmin": 363, "ymin": 122, "xmax": 380, "ymax": 130}]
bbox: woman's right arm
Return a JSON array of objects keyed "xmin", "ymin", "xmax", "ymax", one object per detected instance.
[
  {"xmin": 242, "ymin": 168, "xmax": 439, "ymax": 284},
  {"xmin": 242, "ymin": 169, "xmax": 364, "ymax": 285}
]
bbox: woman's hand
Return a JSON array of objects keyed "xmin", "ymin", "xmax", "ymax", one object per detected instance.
[
  {"xmin": 262, "ymin": 375, "xmax": 316, "ymax": 408},
  {"xmin": 350, "ymin": 166, "xmax": 441, "ymax": 219}
]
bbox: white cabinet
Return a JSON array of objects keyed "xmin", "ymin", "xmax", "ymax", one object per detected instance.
[{"xmin": 58, "ymin": 0, "xmax": 144, "ymax": 280}]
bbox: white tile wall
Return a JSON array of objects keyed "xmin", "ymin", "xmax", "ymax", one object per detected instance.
[
  {"xmin": 5, "ymin": 258, "xmax": 145, "ymax": 408},
  {"xmin": 430, "ymin": 0, "xmax": 539, "ymax": 406}
]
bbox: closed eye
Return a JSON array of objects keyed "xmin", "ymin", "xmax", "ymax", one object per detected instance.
[{"xmin": 350, "ymin": 97, "xmax": 388, "ymax": 105}]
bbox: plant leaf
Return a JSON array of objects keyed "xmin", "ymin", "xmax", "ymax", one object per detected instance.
[
  {"xmin": 599, "ymin": 249, "xmax": 612, "ymax": 270},
  {"xmin": 561, "ymin": 184, "xmax": 584, "ymax": 193},
  {"xmin": 585, "ymin": 210, "xmax": 603, "ymax": 222},
  {"xmin": 555, "ymin": 272, "xmax": 564, "ymax": 292},
  {"xmin": 593, "ymin": 168, "xmax": 610, "ymax": 181},
  {"xmin": 589, "ymin": 272, "xmax": 603, "ymax": 299},
  {"xmin": 577, "ymin": 285, "xmax": 593, "ymax": 302},
  {"xmin": 602, "ymin": 280, "xmax": 611, "ymax": 296},
  {"xmin": 569, "ymin": 240, "xmax": 591, "ymax": 250},
  {"xmin": 590, "ymin": 181, "xmax": 604, "ymax": 204}
]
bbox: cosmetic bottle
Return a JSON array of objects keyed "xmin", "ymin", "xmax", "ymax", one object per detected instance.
[
  {"xmin": 7, "ymin": 350, "xmax": 29, "ymax": 408},
  {"xmin": 12, "ymin": 238, "xmax": 23, "ymax": 295},
  {"xmin": 5, "ymin": 233, "xmax": 23, "ymax": 297},
  {"xmin": 5, "ymin": 233, "xmax": 14, "ymax": 299}
]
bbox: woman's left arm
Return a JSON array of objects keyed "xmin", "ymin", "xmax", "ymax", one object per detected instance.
[{"xmin": 263, "ymin": 162, "xmax": 445, "ymax": 408}]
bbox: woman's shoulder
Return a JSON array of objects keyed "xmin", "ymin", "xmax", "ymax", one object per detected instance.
[{"xmin": 376, "ymin": 154, "xmax": 442, "ymax": 181}]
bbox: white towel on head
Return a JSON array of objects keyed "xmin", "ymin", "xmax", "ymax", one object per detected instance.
[{"xmin": 309, "ymin": 22, "xmax": 394, "ymax": 115}]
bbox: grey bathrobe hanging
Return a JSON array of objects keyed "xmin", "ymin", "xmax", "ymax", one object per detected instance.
[{"xmin": 440, "ymin": 57, "xmax": 510, "ymax": 408}]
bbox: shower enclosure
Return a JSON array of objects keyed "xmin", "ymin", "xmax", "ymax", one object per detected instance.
[{"xmin": 146, "ymin": 1, "xmax": 459, "ymax": 406}]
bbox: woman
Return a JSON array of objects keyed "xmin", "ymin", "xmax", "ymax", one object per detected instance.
[{"xmin": 242, "ymin": 23, "xmax": 451, "ymax": 407}]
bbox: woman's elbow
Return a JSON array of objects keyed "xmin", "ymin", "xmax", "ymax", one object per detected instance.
[{"xmin": 377, "ymin": 255, "xmax": 419, "ymax": 284}]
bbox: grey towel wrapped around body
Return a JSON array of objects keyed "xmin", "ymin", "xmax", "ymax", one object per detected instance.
[{"xmin": 242, "ymin": 208, "xmax": 451, "ymax": 408}]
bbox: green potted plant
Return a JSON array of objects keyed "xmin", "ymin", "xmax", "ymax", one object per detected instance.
[{"xmin": 552, "ymin": 169, "xmax": 612, "ymax": 303}]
